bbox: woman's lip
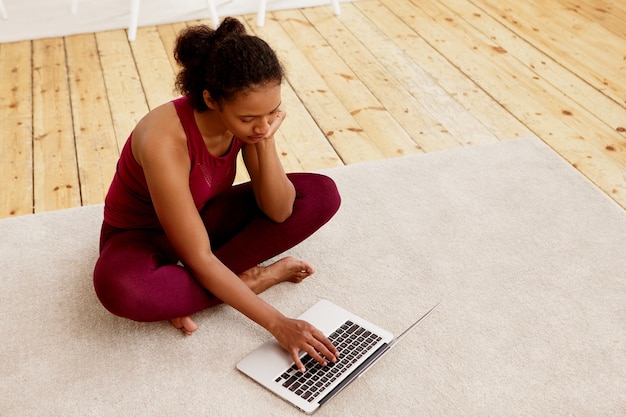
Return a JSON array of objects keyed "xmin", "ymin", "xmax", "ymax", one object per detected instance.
[{"xmin": 248, "ymin": 135, "xmax": 264, "ymax": 141}]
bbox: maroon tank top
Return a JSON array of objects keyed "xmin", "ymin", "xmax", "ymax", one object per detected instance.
[{"xmin": 103, "ymin": 96, "xmax": 244, "ymax": 229}]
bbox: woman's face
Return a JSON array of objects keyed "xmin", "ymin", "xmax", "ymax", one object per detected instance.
[{"xmin": 210, "ymin": 82, "xmax": 282, "ymax": 145}]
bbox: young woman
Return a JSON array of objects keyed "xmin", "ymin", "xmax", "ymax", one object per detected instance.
[{"xmin": 93, "ymin": 18, "xmax": 341, "ymax": 371}]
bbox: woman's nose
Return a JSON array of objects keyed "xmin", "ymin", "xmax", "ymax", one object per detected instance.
[{"xmin": 253, "ymin": 117, "xmax": 270, "ymax": 135}]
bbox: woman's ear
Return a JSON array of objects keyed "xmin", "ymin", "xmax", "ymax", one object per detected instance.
[{"xmin": 203, "ymin": 90, "xmax": 219, "ymax": 111}]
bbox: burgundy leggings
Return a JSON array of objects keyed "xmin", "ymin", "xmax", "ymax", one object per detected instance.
[{"xmin": 93, "ymin": 173, "xmax": 340, "ymax": 322}]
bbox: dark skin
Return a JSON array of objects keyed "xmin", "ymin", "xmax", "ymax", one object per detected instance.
[{"xmin": 130, "ymin": 82, "xmax": 338, "ymax": 371}]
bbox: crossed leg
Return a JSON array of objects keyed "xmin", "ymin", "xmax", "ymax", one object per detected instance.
[
  {"xmin": 93, "ymin": 173, "xmax": 340, "ymax": 334},
  {"xmin": 172, "ymin": 256, "xmax": 316, "ymax": 335}
]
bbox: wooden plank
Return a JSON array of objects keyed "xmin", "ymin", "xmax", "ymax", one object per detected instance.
[
  {"xmin": 156, "ymin": 22, "xmax": 189, "ymax": 72},
  {"xmin": 234, "ymin": 153, "xmax": 249, "ymax": 184},
  {"xmin": 311, "ymin": 3, "xmax": 500, "ymax": 148},
  {"xmin": 382, "ymin": 0, "xmax": 625, "ymax": 207},
  {"xmin": 273, "ymin": 131, "xmax": 305, "ymax": 174},
  {"xmin": 428, "ymin": 0, "xmax": 626, "ymax": 159},
  {"xmin": 273, "ymin": 80, "xmax": 344, "ymax": 171},
  {"xmin": 274, "ymin": 8, "xmax": 425, "ymax": 157},
  {"xmin": 130, "ymin": 26, "xmax": 178, "ymax": 109},
  {"xmin": 449, "ymin": 0, "xmax": 626, "ymax": 138},
  {"xmin": 2, "ymin": 0, "xmax": 625, "ymax": 219},
  {"xmin": 32, "ymin": 37, "xmax": 81, "ymax": 213},
  {"xmin": 244, "ymin": 14, "xmax": 387, "ymax": 164},
  {"xmin": 65, "ymin": 33, "xmax": 120, "ymax": 206},
  {"xmin": 558, "ymin": 0, "xmax": 626, "ymax": 40},
  {"xmin": 293, "ymin": 6, "xmax": 455, "ymax": 153},
  {"xmin": 419, "ymin": 0, "xmax": 626, "ymax": 151},
  {"xmin": 355, "ymin": 0, "xmax": 532, "ymax": 142},
  {"xmin": 0, "ymin": 41, "xmax": 33, "ymax": 217},
  {"xmin": 582, "ymin": 0, "xmax": 626, "ymax": 22},
  {"xmin": 96, "ymin": 30, "xmax": 150, "ymax": 151},
  {"xmin": 474, "ymin": 0, "xmax": 626, "ymax": 107}
]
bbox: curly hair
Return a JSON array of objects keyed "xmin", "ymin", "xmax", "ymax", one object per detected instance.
[{"xmin": 174, "ymin": 17, "xmax": 285, "ymax": 111}]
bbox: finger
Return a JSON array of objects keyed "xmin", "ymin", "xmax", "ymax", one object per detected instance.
[
  {"xmin": 303, "ymin": 344, "xmax": 328, "ymax": 367},
  {"xmin": 313, "ymin": 337, "xmax": 339, "ymax": 363},
  {"xmin": 311, "ymin": 329, "xmax": 340, "ymax": 360},
  {"xmin": 291, "ymin": 349, "xmax": 306, "ymax": 373},
  {"xmin": 263, "ymin": 123, "xmax": 280, "ymax": 139}
]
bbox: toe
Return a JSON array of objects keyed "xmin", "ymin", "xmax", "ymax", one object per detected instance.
[{"xmin": 181, "ymin": 316, "xmax": 199, "ymax": 334}]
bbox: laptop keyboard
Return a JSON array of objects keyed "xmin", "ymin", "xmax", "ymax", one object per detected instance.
[{"xmin": 274, "ymin": 320, "xmax": 383, "ymax": 403}]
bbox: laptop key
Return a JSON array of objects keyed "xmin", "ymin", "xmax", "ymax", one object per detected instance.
[
  {"xmin": 275, "ymin": 319, "xmax": 384, "ymax": 402},
  {"xmin": 282, "ymin": 375, "xmax": 298, "ymax": 388}
]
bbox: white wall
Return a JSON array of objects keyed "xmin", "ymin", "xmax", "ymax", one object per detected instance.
[{"xmin": 0, "ymin": 0, "xmax": 348, "ymax": 43}]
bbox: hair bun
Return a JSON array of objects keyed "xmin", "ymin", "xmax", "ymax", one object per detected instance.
[
  {"xmin": 174, "ymin": 17, "xmax": 283, "ymax": 112},
  {"xmin": 174, "ymin": 25, "xmax": 216, "ymax": 68},
  {"xmin": 174, "ymin": 18, "xmax": 246, "ymax": 68},
  {"xmin": 215, "ymin": 17, "xmax": 247, "ymax": 38}
]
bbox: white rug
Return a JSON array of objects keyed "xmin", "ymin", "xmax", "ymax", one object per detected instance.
[
  {"xmin": 1, "ymin": 136, "xmax": 624, "ymax": 416},
  {"xmin": 0, "ymin": 0, "xmax": 348, "ymax": 43}
]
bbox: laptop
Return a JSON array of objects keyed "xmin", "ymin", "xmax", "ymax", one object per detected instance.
[{"xmin": 237, "ymin": 299, "xmax": 441, "ymax": 414}]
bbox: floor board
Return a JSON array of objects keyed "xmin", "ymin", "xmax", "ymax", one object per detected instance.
[{"xmin": 0, "ymin": 0, "xmax": 624, "ymax": 219}]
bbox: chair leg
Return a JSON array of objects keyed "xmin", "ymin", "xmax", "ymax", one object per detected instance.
[
  {"xmin": 128, "ymin": 0, "xmax": 141, "ymax": 41},
  {"xmin": 257, "ymin": 0, "xmax": 266, "ymax": 27},
  {"xmin": 71, "ymin": 0, "xmax": 79, "ymax": 15},
  {"xmin": 331, "ymin": 0, "xmax": 341, "ymax": 15},
  {"xmin": 0, "ymin": 0, "xmax": 8, "ymax": 19},
  {"xmin": 206, "ymin": 0, "xmax": 219, "ymax": 28}
]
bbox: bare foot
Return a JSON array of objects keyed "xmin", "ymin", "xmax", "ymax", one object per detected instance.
[
  {"xmin": 170, "ymin": 316, "xmax": 198, "ymax": 336},
  {"xmin": 168, "ymin": 257, "xmax": 313, "ymax": 335},
  {"xmin": 239, "ymin": 256, "xmax": 315, "ymax": 294}
]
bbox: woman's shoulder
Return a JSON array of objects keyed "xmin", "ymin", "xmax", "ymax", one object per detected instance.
[
  {"xmin": 135, "ymin": 102, "xmax": 184, "ymax": 141},
  {"xmin": 131, "ymin": 101, "xmax": 187, "ymax": 164},
  {"xmin": 137, "ymin": 101, "xmax": 177, "ymax": 127}
]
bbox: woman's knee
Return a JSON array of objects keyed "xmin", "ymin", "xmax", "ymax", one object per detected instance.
[
  {"xmin": 93, "ymin": 239, "xmax": 168, "ymax": 322},
  {"xmin": 93, "ymin": 259, "xmax": 134, "ymax": 320},
  {"xmin": 289, "ymin": 172, "xmax": 341, "ymax": 216}
]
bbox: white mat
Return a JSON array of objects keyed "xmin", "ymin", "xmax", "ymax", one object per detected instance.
[
  {"xmin": 0, "ymin": 0, "xmax": 349, "ymax": 43},
  {"xmin": 1, "ymin": 136, "xmax": 624, "ymax": 416}
]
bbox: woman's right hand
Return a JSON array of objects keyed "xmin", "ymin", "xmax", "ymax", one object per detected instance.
[
  {"xmin": 269, "ymin": 316, "xmax": 340, "ymax": 372},
  {"xmin": 261, "ymin": 107, "xmax": 286, "ymax": 140}
]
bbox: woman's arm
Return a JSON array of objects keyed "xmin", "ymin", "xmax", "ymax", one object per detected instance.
[
  {"xmin": 243, "ymin": 109, "xmax": 296, "ymax": 223},
  {"xmin": 135, "ymin": 110, "xmax": 282, "ymax": 329},
  {"xmin": 134, "ymin": 107, "xmax": 336, "ymax": 370}
]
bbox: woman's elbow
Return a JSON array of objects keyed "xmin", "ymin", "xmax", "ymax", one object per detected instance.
[{"xmin": 267, "ymin": 204, "xmax": 293, "ymax": 223}]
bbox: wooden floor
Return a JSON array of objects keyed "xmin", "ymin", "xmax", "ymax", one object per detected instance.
[{"xmin": 1, "ymin": 0, "xmax": 625, "ymax": 219}]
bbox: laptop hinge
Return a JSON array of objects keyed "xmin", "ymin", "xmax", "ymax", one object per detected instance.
[{"xmin": 317, "ymin": 342, "xmax": 391, "ymax": 407}]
